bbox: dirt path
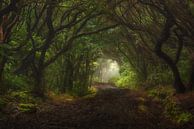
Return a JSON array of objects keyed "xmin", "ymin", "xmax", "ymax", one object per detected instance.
[
  {"xmin": 93, "ymin": 83, "xmax": 117, "ymax": 90},
  {"xmin": 0, "ymin": 87, "xmax": 184, "ymax": 129}
]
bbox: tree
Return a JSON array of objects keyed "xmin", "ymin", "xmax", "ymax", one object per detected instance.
[
  {"xmin": 98, "ymin": 0, "xmax": 194, "ymax": 93},
  {"xmin": 15, "ymin": 0, "xmax": 117, "ymax": 97}
]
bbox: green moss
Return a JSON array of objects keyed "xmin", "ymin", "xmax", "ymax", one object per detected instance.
[
  {"xmin": 18, "ymin": 103, "xmax": 37, "ymax": 113},
  {"xmin": 10, "ymin": 91, "xmax": 36, "ymax": 103},
  {"xmin": 176, "ymin": 112, "xmax": 193, "ymax": 124},
  {"xmin": 138, "ymin": 105, "xmax": 147, "ymax": 112}
]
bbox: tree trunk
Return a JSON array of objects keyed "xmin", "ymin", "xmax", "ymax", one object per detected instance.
[
  {"xmin": 155, "ymin": 14, "xmax": 185, "ymax": 93},
  {"xmin": 67, "ymin": 64, "xmax": 74, "ymax": 91},
  {"xmin": 155, "ymin": 51, "xmax": 185, "ymax": 93},
  {"xmin": 188, "ymin": 58, "xmax": 194, "ymax": 91},
  {"xmin": 0, "ymin": 56, "xmax": 7, "ymax": 94},
  {"xmin": 33, "ymin": 68, "xmax": 45, "ymax": 97},
  {"xmin": 63, "ymin": 59, "xmax": 74, "ymax": 92}
]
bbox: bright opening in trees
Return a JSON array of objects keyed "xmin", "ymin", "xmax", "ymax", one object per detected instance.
[{"xmin": 94, "ymin": 58, "xmax": 120, "ymax": 83}]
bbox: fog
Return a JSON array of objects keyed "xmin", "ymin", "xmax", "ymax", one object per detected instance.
[{"xmin": 94, "ymin": 59, "xmax": 120, "ymax": 83}]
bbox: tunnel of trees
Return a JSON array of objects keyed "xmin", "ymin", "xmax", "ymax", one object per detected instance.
[
  {"xmin": 0, "ymin": 0, "xmax": 194, "ymax": 129},
  {"xmin": 0, "ymin": 0, "xmax": 193, "ymax": 96}
]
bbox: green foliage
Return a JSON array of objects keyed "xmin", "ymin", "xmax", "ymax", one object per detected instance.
[
  {"xmin": 148, "ymin": 87, "xmax": 193, "ymax": 124},
  {"xmin": 10, "ymin": 91, "xmax": 36, "ymax": 103},
  {"xmin": 71, "ymin": 85, "xmax": 89, "ymax": 97},
  {"xmin": 188, "ymin": 0, "xmax": 194, "ymax": 16},
  {"xmin": 46, "ymin": 34, "xmax": 102, "ymax": 96},
  {"xmin": 5, "ymin": 91, "xmax": 39, "ymax": 113},
  {"xmin": 178, "ymin": 52, "xmax": 191, "ymax": 83},
  {"xmin": 18, "ymin": 103, "xmax": 37, "ymax": 113},
  {"xmin": 147, "ymin": 69, "xmax": 173, "ymax": 86},
  {"xmin": 164, "ymin": 98, "xmax": 193, "ymax": 124},
  {"xmin": 116, "ymin": 73, "xmax": 136, "ymax": 88},
  {"xmin": 0, "ymin": 0, "xmax": 193, "ymax": 103},
  {"xmin": 4, "ymin": 74, "xmax": 29, "ymax": 91},
  {"xmin": 0, "ymin": 1, "xmax": 194, "ymax": 128},
  {"xmin": 148, "ymin": 86, "xmax": 175, "ymax": 100},
  {"xmin": 111, "ymin": 64, "xmax": 138, "ymax": 89},
  {"xmin": 83, "ymin": 87, "xmax": 97, "ymax": 98},
  {"xmin": 176, "ymin": 112, "xmax": 193, "ymax": 124}
]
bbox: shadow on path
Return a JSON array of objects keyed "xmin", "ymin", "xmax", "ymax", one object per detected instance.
[{"xmin": 0, "ymin": 85, "xmax": 180, "ymax": 129}]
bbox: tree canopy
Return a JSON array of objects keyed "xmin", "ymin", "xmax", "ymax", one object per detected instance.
[
  {"xmin": 1, "ymin": 0, "xmax": 194, "ymax": 129},
  {"xmin": 0, "ymin": 0, "xmax": 193, "ymax": 95}
]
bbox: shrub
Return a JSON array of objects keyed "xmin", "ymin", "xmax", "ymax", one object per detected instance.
[
  {"xmin": 4, "ymin": 74, "xmax": 29, "ymax": 91},
  {"xmin": 18, "ymin": 103, "xmax": 37, "ymax": 113},
  {"xmin": 111, "ymin": 67, "xmax": 138, "ymax": 89},
  {"xmin": 10, "ymin": 91, "xmax": 36, "ymax": 103},
  {"xmin": 148, "ymin": 86, "xmax": 193, "ymax": 124}
]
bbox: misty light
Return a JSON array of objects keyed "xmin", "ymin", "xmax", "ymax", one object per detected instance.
[{"xmin": 95, "ymin": 59, "xmax": 120, "ymax": 83}]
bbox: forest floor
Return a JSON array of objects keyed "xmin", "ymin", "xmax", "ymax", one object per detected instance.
[{"xmin": 1, "ymin": 84, "xmax": 194, "ymax": 129}]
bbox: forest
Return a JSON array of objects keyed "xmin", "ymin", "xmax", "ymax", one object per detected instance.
[{"xmin": 0, "ymin": 0, "xmax": 194, "ymax": 129}]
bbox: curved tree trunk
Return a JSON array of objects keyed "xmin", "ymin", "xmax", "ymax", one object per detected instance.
[{"xmin": 155, "ymin": 48, "xmax": 185, "ymax": 93}]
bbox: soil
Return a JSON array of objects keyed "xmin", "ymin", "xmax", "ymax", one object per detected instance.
[{"xmin": 0, "ymin": 84, "xmax": 194, "ymax": 129}]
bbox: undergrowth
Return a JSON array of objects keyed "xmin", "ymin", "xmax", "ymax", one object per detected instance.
[
  {"xmin": 0, "ymin": 91, "xmax": 41, "ymax": 116},
  {"xmin": 148, "ymin": 86, "xmax": 193, "ymax": 124}
]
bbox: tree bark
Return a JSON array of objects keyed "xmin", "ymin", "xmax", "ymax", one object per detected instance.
[
  {"xmin": 189, "ymin": 64, "xmax": 194, "ymax": 91},
  {"xmin": 155, "ymin": 14, "xmax": 185, "ymax": 93},
  {"xmin": 156, "ymin": 52, "xmax": 185, "ymax": 93},
  {"xmin": 0, "ymin": 56, "xmax": 7, "ymax": 94},
  {"xmin": 188, "ymin": 53, "xmax": 194, "ymax": 91},
  {"xmin": 63, "ymin": 58, "xmax": 74, "ymax": 92},
  {"xmin": 32, "ymin": 68, "xmax": 45, "ymax": 97}
]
